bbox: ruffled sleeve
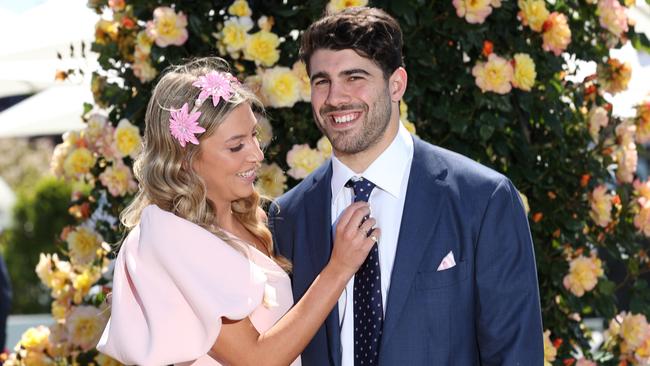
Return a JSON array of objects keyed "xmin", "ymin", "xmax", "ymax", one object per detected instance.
[{"xmin": 97, "ymin": 205, "xmax": 267, "ymax": 366}]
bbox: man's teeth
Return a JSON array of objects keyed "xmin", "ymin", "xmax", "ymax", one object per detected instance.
[
  {"xmin": 237, "ymin": 169, "xmax": 255, "ymax": 178},
  {"xmin": 333, "ymin": 113, "xmax": 357, "ymax": 123}
]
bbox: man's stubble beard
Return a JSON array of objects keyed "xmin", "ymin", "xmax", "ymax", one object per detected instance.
[{"xmin": 313, "ymin": 88, "xmax": 392, "ymax": 155}]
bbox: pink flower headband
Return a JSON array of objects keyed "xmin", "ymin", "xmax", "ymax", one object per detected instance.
[{"xmin": 168, "ymin": 71, "xmax": 240, "ymax": 147}]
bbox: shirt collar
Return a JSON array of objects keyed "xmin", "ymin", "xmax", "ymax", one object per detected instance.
[{"xmin": 331, "ymin": 123, "xmax": 414, "ymax": 200}]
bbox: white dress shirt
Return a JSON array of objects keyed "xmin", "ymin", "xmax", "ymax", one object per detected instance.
[{"xmin": 330, "ymin": 123, "xmax": 414, "ymax": 366}]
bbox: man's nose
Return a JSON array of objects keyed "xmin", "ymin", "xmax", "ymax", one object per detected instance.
[{"xmin": 325, "ymin": 80, "xmax": 351, "ymax": 107}]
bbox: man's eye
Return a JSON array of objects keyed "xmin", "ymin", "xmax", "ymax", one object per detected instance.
[
  {"xmin": 314, "ymin": 79, "xmax": 329, "ymax": 85},
  {"xmin": 230, "ymin": 144, "xmax": 244, "ymax": 152}
]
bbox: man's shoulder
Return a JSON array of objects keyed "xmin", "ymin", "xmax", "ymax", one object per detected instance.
[
  {"xmin": 414, "ymin": 138, "xmax": 509, "ymax": 191},
  {"xmin": 272, "ymin": 160, "xmax": 331, "ymax": 215}
]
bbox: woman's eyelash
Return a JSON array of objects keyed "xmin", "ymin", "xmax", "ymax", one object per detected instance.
[{"xmin": 230, "ymin": 144, "xmax": 244, "ymax": 152}]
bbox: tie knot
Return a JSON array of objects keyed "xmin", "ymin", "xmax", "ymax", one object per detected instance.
[{"xmin": 345, "ymin": 177, "xmax": 376, "ymax": 202}]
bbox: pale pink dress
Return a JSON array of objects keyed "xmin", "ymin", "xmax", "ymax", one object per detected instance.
[{"xmin": 97, "ymin": 205, "xmax": 301, "ymax": 366}]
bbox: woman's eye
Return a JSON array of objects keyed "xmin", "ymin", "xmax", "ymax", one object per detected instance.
[{"xmin": 230, "ymin": 144, "xmax": 244, "ymax": 152}]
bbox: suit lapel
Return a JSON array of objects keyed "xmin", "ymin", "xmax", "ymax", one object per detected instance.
[
  {"xmin": 380, "ymin": 138, "xmax": 448, "ymax": 351},
  {"xmin": 303, "ymin": 162, "xmax": 342, "ymax": 366}
]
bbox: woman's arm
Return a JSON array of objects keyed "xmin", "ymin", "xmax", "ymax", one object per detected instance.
[{"xmin": 210, "ymin": 201, "xmax": 379, "ymax": 366}]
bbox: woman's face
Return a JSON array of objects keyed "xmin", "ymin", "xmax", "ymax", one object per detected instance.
[{"xmin": 193, "ymin": 103, "xmax": 263, "ymax": 210}]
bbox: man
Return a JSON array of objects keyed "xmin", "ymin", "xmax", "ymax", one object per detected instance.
[{"xmin": 269, "ymin": 7, "xmax": 544, "ymax": 365}]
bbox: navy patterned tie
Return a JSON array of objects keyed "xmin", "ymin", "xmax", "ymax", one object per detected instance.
[{"xmin": 346, "ymin": 177, "xmax": 382, "ymax": 366}]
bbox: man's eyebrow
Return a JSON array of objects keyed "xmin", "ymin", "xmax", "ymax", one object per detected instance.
[
  {"xmin": 341, "ymin": 69, "xmax": 371, "ymax": 77},
  {"xmin": 310, "ymin": 69, "xmax": 371, "ymax": 82},
  {"xmin": 310, "ymin": 71, "xmax": 329, "ymax": 82}
]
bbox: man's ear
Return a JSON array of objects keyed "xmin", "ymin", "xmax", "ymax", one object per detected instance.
[{"xmin": 389, "ymin": 67, "xmax": 407, "ymax": 102}]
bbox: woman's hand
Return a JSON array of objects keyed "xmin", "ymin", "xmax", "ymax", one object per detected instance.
[{"xmin": 329, "ymin": 201, "xmax": 381, "ymax": 279}]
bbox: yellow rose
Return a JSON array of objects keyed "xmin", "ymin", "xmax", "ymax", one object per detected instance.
[
  {"xmin": 517, "ymin": 0, "xmax": 549, "ymax": 32},
  {"xmin": 589, "ymin": 185, "xmax": 613, "ymax": 227},
  {"xmin": 453, "ymin": 0, "xmax": 494, "ymax": 24},
  {"xmin": 20, "ymin": 326, "xmax": 50, "ymax": 352},
  {"xmin": 72, "ymin": 268, "xmax": 102, "ymax": 304},
  {"xmin": 262, "ymin": 67, "xmax": 302, "ymax": 108},
  {"xmin": 100, "ymin": 162, "xmax": 137, "ymax": 197},
  {"xmin": 635, "ymin": 100, "xmax": 650, "ymax": 144},
  {"xmin": 146, "ymin": 6, "xmax": 188, "ymax": 48},
  {"xmin": 317, "ymin": 136, "xmax": 332, "ymax": 157},
  {"xmin": 51, "ymin": 300, "xmax": 68, "ymax": 321},
  {"xmin": 36, "ymin": 253, "xmax": 54, "ymax": 288},
  {"xmin": 66, "ymin": 226, "xmax": 103, "ymax": 266},
  {"xmin": 614, "ymin": 142, "xmax": 637, "ymax": 184},
  {"xmin": 244, "ymin": 30, "xmax": 280, "ymax": 67},
  {"xmin": 619, "ymin": 313, "xmax": 649, "ymax": 353},
  {"xmin": 133, "ymin": 59, "xmax": 158, "ymax": 83},
  {"xmin": 63, "ymin": 147, "xmax": 95, "ymax": 178},
  {"xmin": 293, "ymin": 61, "xmax": 311, "ymax": 102},
  {"xmin": 598, "ymin": 58, "xmax": 632, "ymax": 95},
  {"xmin": 636, "ymin": 336, "xmax": 650, "ymax": 359},
  {"xmin": 114, "ymin": 119, "xmax": 142, "ymax": 158},
  {"xmin": 219, "ymin": 17, "xmax": 254, "ymax": 56},
  {"xmin": 542, "ymin": 12, "xmax": 572, "ymax": 56},
  {"xmin": 256, "ymin": 114, "xmax": 273, "ymax": 148},
  {"xmin": 22, "ymin": 350, "xmax": 54, "ymax": 366},
  {"xmin": 512, "ymin": 53, "xmax": 537, "ymax": 91},
  {"xmin": 95, "ymin": 19, "xmax": 119, "ymax": 45},
  {"xmin": 588, "ymin": 106, "xmax": 609, "ymax": 142},
  {"xmin": 543, "ymin": 330, "xmax": 557, "ymax": 366},
  {"xmin": 228, "ymin": 0, "xmax": 252, "ymax": 17},
  {"xmin": 286, "ymin": 144, "xmax": 326, "ymax": 179},
  {"xmin": 66, "ymin": 305, "xmax": 108, "ymax": 351},
  {"xmin": 562, "ymin": 253, "xmax": 604, "ymax": 297},
  {"xmin": 255, "ymin": 163, "xmax": 287, "ymax": 198},
  {"xmin": 472, "ymin": 54, "xmax": 513, "ymax": 94},
  {"xmin": 50, "ymin": 142, "xmax": 71, "ymax": 177},
  {"xmin": 327, "ymin": 0, "xmax": 369, "ymax": 13},
  {"xmin": 47, "ymin": 323, "xmax": 70, "ymax": 358},
  {"xmin": 48, "ymin": 255, "xmax": 72, "ymax": 298}
]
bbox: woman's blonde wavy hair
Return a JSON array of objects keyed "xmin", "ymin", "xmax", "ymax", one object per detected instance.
[{"xmin": 121, "ymin": 57, "xmax": 290, "ymax": 271}]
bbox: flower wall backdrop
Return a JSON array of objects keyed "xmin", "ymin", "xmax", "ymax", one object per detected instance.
[{"xmin": 5, "ymin": 0, "xmax": 650, "ymax": 364}]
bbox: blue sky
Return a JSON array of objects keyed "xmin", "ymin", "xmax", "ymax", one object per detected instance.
[{"xmin": 0, "ymin": 0, "xmax": 45, "ymax": 13}]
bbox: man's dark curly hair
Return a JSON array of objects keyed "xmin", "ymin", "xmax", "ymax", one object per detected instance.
[{"xmin": 299, "ymin": 7, "xmax": 405, "ymax": 79}]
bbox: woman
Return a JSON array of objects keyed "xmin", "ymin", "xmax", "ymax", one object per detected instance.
[{"xmin": 97, "ymin": 57, "xmax": 380, "ymax": 366}]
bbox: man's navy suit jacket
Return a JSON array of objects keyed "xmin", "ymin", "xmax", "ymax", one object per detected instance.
[{"xmin": 269, "ymin": 137, "xmax": 544, "ymax": 365}]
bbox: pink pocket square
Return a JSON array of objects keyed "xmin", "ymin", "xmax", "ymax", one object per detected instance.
[{"xmin": 436, "ymin": 251, "xmax": 456, "ymax": 271}]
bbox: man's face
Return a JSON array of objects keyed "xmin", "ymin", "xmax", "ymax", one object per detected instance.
[{"xmin": 308, "ymin": 49, "xmax": 394, "ymax": 156}]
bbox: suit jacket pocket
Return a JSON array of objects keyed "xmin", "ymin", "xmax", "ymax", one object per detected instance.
[{"xmin": 415, "ymin": 261, "xmax": 468, "ymax": 290}]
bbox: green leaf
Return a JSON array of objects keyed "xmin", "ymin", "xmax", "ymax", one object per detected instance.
[
  {"xmin": 597, "ymin": 280, "xmax": 615, "ymax": 296},
  {"xmin": 480, "ymin": 124, "xmax": 495, "ymax": 141}
]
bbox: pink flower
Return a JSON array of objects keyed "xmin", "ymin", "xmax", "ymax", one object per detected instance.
[
  {"xmin": 590, "ymin": 185, "xmax": 613, "ymax": 227},
  {"xmin": 576, "ymin": 358, "xmax": 597, "ymax": 366},
  {"xmin": 453, "ymin": 0, "xmax": 494, "ymax": 24},
  {"xmin": 634, "ymin": 200, "xmax": 650, "ymax": 237},
  {"xmin": 472, "ymin": 54, "xmax": 514, "ymax": 94},
  {"xmin": 169, "ymin": 103, "xmax": 205, "ymax": 147},
  {"xmin": 192, "ymin": 71, "xmax": 238, "ymax": 106},
  {"xmin": 99, "ymin": 162, "xmax": 137, "ymax": 197},
  {"xmin": 563, "ymin": 252, "xmax": 604, "ymax": 297},
  {"xmin": 634, "ymin": 179, "xmax": 650, "ymax": 201},
  {"xmin": 598, "ymin": 0, "xmax": 628, "ymax": 37},
  {"xmin": 146, "ymin": 7, "xmax": 188, "ymax": 48},
  {"xmin": 542, "ymin": 12, "xmax": 571, "ymax": 56}
]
